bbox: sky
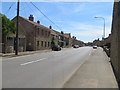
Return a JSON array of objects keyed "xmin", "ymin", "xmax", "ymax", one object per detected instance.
[{"xmin": 2, "ymin": 1, "xmax": 114, "ymax": 42}]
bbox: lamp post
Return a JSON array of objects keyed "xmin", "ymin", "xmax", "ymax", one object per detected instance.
[{"xmin": 94, "ymin": 16, "xmax": 105, "ymax": 39}]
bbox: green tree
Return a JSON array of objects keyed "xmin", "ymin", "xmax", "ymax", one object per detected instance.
[
  {"xmin": 51, "ymin": 36, "xmax": 56, "ymax": 46},
  {"xmin": 1, "ymin": 14, "xmax": 16, "ymax": 35},
  {"xmin": 1, "ymin": 13, "xmax": 16, "ymax": 53}
]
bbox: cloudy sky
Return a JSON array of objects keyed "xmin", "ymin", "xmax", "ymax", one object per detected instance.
[{"xmin": 2, "ymin": 1, "xmax": 114, "ymax": 42}]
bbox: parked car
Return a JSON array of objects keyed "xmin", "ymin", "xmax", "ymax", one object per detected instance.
[
  {"xmin": 79, "ymin": 45, "xmax": 83, "ymax": 47},
  {"xmin": 73, "ymin": 45, "xmax": 79, "ymax": 48},
  {"xmin": 52, "ymin": 45, "xmax": 61, "ymax": 51},
  {"xmin": 93, "ymin": 45, "xmax": 97, "ymax": 49}
]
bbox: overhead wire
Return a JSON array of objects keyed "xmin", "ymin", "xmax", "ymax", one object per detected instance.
[
  {"xmin": 4, "ymin": 2, "xmax": 16, "ymax": 15},
  {"xmin": 21, "ymin": 3, "xmax": 28, "ymax": 17},
  {"xmin": 24, "ymin": 2, "xmax": 38, "ymax": 17},
  {"xmin": 29, "ymin": 1, "xmax": 62, "ymax": 31}
]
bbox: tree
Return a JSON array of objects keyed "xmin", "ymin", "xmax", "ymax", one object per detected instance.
[
  {"xmin": 51, "ymin": 36, "xmax": 56, "ymax": 47},
  {"xmin": 1, "ymin": 14, "xmax": 16, "ymax": 35},
  {"xmin": 1, "ymin": 13, "xmax": 16, "ymax": 53}
]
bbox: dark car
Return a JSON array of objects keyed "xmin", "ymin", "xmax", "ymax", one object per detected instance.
[
  {"xmin": 73, "ymin": 45, "xmax": 79, "ymax": 48},
  {"xmin": 52, "ymin": 45, "xmax": 61, "ymax": 51}
]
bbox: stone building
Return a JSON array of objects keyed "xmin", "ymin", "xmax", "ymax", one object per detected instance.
[
  {"xmin": 49, "ymin": 26, "xmax": 72, "ymax": 48},
  {"xmin": 93, "ymin": 38, "xmax": 101, "ymax": 46},
  {"xmin": 64, "ymin": 33, "xmax": 72, "ymax": 47},
  {"xmin": 51, "ymin": 30, "xmax": 67, "ymax": 47},
  {"xmin": 2, "ymin": 33, "xmax": 26, "ymax": 53},
  {"xmin": 93, "ymin": 34, "xmax": 112, "ymax": 47},
  {"xmin": 110, "ymin": 1, "xmax": 120, "ymax": 86},
  {"xmin": 72, "ymin": 36, "xmax": 84, "ymax": 46},
  {"xmin": 13, "ymin": 15, "xmax": 51, "ymax": 51},
  {"xmin": 48, "ymin": 26, "xmax": 58, "ymax": 47}
]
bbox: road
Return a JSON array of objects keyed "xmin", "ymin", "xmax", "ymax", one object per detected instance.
[{"xmin": 2, "ymin": 47, "xmax": 92, "ymax": 88}]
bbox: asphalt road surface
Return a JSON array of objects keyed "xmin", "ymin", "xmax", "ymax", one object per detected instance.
[{"xmin": 2, "ymin": 47, "xmax": 92, "ymax": 88}]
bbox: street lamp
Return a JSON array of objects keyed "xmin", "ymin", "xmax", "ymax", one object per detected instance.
[{"xmin": 94, "ymin": 16, "xmax": 105, "ymax": 39}]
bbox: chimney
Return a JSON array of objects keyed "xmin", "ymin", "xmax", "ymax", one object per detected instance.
[
  {"xmin": 37, "ymin": 20, "xmax": 40, "ymax": 24},
  {"xmin": 49, "ymin": 26, "xmax": 52, "ymax": 29},
  {"xmin": 29, "ymin": 15, "xmax": 34, "ymax": 21}
]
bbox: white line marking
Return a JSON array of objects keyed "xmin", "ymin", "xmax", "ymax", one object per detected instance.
[{"xmin": 20, "ymin": 58, "xmax": 46, "ymax": 66}]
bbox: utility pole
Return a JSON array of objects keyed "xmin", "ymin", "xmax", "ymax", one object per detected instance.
[{"xmin": 15, "ymin": 0, "xmax": 20, "ymax": 55}]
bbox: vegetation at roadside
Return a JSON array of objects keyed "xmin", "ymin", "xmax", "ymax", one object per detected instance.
[{"xmin": 1, "ymin": 13, "xmax": 16, "ymax": 35}]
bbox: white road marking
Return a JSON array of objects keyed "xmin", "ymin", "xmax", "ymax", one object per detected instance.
[{"xmin": 20, "ymin": 58, "xmax": 46, "ymax": 66}]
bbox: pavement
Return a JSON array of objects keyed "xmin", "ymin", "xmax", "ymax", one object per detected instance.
[
  {"xmin": 1, "ymin": 49, "xmax": 52, "ymax": 58},
  {"xmin": 63, "ymin": 47, "xmax": 118, "ymax": 88},
  {"xmin": 1, "ymin": 48, "xmax": 72, "ymax": 58}
]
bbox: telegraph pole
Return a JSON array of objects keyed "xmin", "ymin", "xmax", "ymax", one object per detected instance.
[{"xmin": 15, "ymin": 0, "xmax": 20, "ymax": 55}]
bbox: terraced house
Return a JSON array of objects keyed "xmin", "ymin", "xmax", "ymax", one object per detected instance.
[
  {"xmin": 2, "ymin": 14, "xmax": 84, "ymax": 53},
  {"xmin": 13, "ymin": 15, "xmax": 51, "ymax": 51}
]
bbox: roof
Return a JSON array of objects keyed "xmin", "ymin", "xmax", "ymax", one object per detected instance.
[
  {"xmin": 64, "ymin": 33, "xmax": 71, "ymax": 38},
  {"xmin": 13, "ymin": 16, "xmax": 57, "ymax": 35},
  {"xmin": 50, "ymin": 29, "xmax": 57, "ymax": 35},
  {"xmin": 53, "ymin": 30, "xmax": 61, "ymax": 35},
  {"xmin": 19, "ymin": 16, "xmax": 51, "ymax": 30}
]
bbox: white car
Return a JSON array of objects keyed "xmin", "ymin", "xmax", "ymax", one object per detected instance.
[{"xmin": 93, "ymin": 46, "xmax": 97, "ymax": 49}]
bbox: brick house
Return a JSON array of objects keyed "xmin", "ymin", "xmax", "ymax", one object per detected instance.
[{"xmin": 13, "ymin": 15, "xmax": 51, "ymax": 51}]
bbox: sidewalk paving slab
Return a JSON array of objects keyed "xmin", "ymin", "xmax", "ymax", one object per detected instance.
[{"xmin": 63, "ymin": 47, "xmax": 118, "ymax": 88}]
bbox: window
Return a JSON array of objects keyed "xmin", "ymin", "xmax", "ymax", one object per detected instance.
[
  {"xmin": 45, "ymin": 31, "xmax": 47, "ymax": 36},
  {"xmin": 45, "ymin": 42, "xmax": 47, "ymax": 47},
  {"xmin": 37, "ymin": 29, "xmax": 39, "ymax": 35},
  {"xmin": 41, "ymin": 30, "xmax": 44, "ymax": 36},
  {"xmin": 41, "ymin": 41, "xmax": 43, "ymax": 47},
  {"xmin": 48, "ymin": 31, "xmax": 50, "ymax": 37},
  {"xmin": 48, "ymin": 42, "xmax": 50, "ymax": 47},
  {"xmin": 37, "ymin": 41, "xmax": 39, "ymax": 46}
]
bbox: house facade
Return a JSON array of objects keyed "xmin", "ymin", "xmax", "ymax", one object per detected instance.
[
  {"xmin": 64, "ymin": 33, "xmax": 72, "ymax": 47},
  {"xmin": 2, "ymin": 15, "xmax": 83, "ymax": 53},
  {"xmin": 2, "ymin": 33, "xmax": 26, "ymax": 53},
  {"xmin": 72, "ymin": 36, "xmax": 84, "ymax": 47},
  {"xmin": 13, "ymin": 15, "xmax": 51, "ymax": 51}
]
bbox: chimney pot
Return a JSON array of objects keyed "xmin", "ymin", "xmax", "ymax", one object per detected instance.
[
  {"xmin": 29, "ymin": 15, "xmax": 34, "ymax": 21},
  {"xmin": 37, "ymin": 20, "xmax": 40, "ymax": 24},
  {"xmin": 49, "ymin": 26, "xmax": 52, "ymax": 29}
]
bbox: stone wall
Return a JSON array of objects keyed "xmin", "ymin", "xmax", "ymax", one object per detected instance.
[
  {"xmin": 0, "ymin": 13, "xmax": 2, "ymax": 53},
  {"xmin": 13, "ymin": 16, "xmax": 51, "ymax": 51},
  {"xmin": 110, "ymin": 1, "xmax": 120, "ymax": 86}
]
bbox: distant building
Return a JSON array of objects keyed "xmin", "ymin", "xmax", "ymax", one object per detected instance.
[
  {"xmin": 64, "ymin": 33, "xmax": 72, "ymax": 47},
  {"xmin": 72, "ymin": 36, "xmax": 84, "ymax": 46}
]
